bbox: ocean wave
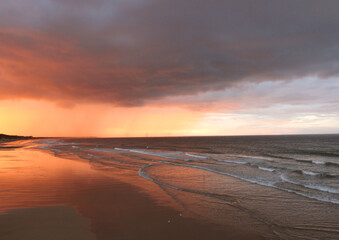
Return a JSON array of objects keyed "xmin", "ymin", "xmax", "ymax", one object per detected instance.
[
  {"xmin": 304, "ymin": 184, "xmax": 339, "ymax": 194},
  {"xmin": 140, "ymin": 164, "xmax": 339, "ymax": 205},
  {"xmin": 90, "ymin": 148, "xmax": 339, "ymax": 204},
  {"xmin": 116, "ymin": 148, "xmax": 209, "ymax": 162},
  {"xmin": 292, "ymin": 170, "xmax": 338, "ymax": 178},
  {"xmin": 325, "ymin": 162, "xmax": 339, "ymax": 167},
  {"xmin": 280, "ymin": 175, "xmax": 339, "ymax": 194},
  {"xmin": 299, "ymin": 150, "xmax": 339, "ymax": 158},
  {"xmin": 298, "ymin": 170, "xmax": 338, "ymax": 178},
  {"xmin": 113, "ymin": 148, "xmax": 179, "ymax": 159},
  {"xmin": 295, "ymin": 159, "xmax": 339, "ymax": 167},
  {"xmin": 298, "ymin": 170, "xmax": 337, "ymax": 178},
  {"xmin": 277, "ymin": 186, "xmax": 339, "ymax": 205},
  {"xmin": 42, "ymin": 141, "xmax": 339, "ymax": 205},
  {"xmin": 311, "ymin": 161, "xmax": 339, "ymax": 167}
]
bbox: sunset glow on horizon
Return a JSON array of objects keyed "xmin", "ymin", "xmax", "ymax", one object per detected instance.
[{"xmin": 1, "ymin": 0, "xmax": 339, "ymax": 137}]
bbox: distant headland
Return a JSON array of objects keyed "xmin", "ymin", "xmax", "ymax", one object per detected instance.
[{"xmin": 0, "ymin": 134, "xmax": 33, "ymax": 142}]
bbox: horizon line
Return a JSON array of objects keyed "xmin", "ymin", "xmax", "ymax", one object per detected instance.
[{"xmin": 30, "ymin": 132, "xmax": 339, "ymax": 139}]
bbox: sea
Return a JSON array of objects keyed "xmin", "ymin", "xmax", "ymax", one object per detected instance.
[{"xmin": 35, "ymin": 134, "xmax": 339, "ymax": 239}]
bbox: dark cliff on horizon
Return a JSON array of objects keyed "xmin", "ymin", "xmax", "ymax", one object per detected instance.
[{"xmin": 0, "ymin": 134, "xmax": 33, "ymax": 141}]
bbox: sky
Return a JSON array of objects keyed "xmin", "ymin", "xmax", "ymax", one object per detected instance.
[{"xmin": 0, "ymin": 0, "xmax": 339, "ymax": 137}]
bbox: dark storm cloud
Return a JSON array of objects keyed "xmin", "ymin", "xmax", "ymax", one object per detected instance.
[{"xmin": 0, "ymin": 0, "xmax": 338, "ymax": 106}]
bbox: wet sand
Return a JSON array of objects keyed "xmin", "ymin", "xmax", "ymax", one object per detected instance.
[
  {"xmin": 0, "ymin": 207, "xmax": 94, "ymax": 240},
  {"xmin": 0, "ymin": 141, "xmax": 264, "ymax": 240}
]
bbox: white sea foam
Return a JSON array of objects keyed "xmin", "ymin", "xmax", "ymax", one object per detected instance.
[
  {"xmin": 56, "ymin": 143, "xmax": 339, "ymax": 205},
  {"xmin": 129, "ymin": 149, "xmax": 178, "ymax": 159},
  {"xmin": 258, "ymin": 166, "xmax": 275, "ymax": 172},
  {"xmin": 276, "ymin": 184, "xmax": 339, "ymax": 205},
  {"xmin": 216, "ymin": 159, "xmax": 247, "ymax": 164},
  {"xmin": 140, "ymin": 163, "xmax": 339, "ymax": 205},
  {"xmin": 302, "ymin": 170, "xmax": 319, "ymax": 176},
  {"xmin": 95, "ymin": 147, "xmax": 187, "ymax": 161},
  {"xmin": 138, "ymin": 167, "xmax": 153, "ymax": 182},
  {"xmin": 68, "ymin": 144, "xmax": 339, "ymax": 205},
  {"xmin": 114, "ymin": 147, "xmax": 130, "ymax": 151},
  {"xmin": 184, "ymin": 153, "xmax": 208, "ymax": 159},
  {"xmin": 304, "ymin": 184, "xmax": 339, "ymax": 194},
  {"xmin": 280, "ymin": 175, "xmax": 339, "ymax": 194},
  {"xmin": 312, "ymin": 160, "xmax": 325, "ymax": 165}
]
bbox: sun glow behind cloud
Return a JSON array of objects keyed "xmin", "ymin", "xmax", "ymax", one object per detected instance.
[
  {"xmin": 1, "ymin": 82, "xmax": 338, "ymax": 137},
  {"xmin": 0, "ymin": 100, "xmax": 205, "ymax": 137}
]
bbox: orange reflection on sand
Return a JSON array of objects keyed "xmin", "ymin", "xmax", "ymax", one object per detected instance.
[
  {"xmin": 0, "ymin": 147, "xmax": 96, "ymax": 212},
  {"xmin": 0, "ymin": 142, "xmax": 178, "ymax": 214}
]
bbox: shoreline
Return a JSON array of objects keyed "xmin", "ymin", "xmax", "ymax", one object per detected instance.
[
  {"xmin": 0, "ymin": 141, "xmax": 265, "ymax": 240},
  {"xmin": 1, "ymin": 138, "xmax": 338, "ymax": 239}
]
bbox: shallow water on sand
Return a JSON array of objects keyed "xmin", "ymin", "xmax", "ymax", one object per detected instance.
[
  {"xmin": 1, "ymin": 136, "xmax": 339, "ymax": 239},
  {"xmin": 0, "ymin": 141, "xmax": 260, "ymax": 240}
]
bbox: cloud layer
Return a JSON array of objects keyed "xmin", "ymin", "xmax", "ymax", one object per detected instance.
[{"xmin": 1, "ymin": 0, "xmax": 339, "ymax": 106}]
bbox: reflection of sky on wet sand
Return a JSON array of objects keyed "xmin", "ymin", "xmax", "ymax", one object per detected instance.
[
  {"xmin": 1, "ymin": 140, "xmax": 339, "ymax": 240},
  {"xmin": 1, "ymin": 141, "xmax": 262, "ymax": 240},
  {"xmin": 0, "ymin": 147, "xmax": 97, "ymax": 212},
  {"xmin": 0, "ymin": 144, "xmax": 174, "ymax": 213}
]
